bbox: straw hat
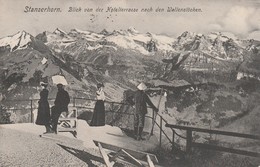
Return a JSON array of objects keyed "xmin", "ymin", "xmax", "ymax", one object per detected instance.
[{"xmin": 137, "ymin": 82, "xmax": 147, "ymax": 90}]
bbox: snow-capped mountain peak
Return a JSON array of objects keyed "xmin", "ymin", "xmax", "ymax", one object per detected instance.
[
  {"xmin": 179, "ymin": 31, "xmax": 196, "ymax": 38},
  {"xmin": 53, "ymin": 28, "xmax": 67, "ymax": 35},
  {"xmin": 70, "ymin": 28, "xmax": 91, "ymax": 35},
  {"xmin": 208, "ymin": 32, "xmax": 230, "ymax": 42},
  {"xmin": 0, "ymin": 31, "xmax": 33, "ymax": 51},
  {"xmin": 68, "ymin": 28, "xmax": 104, "ymax": 41},
  {"xmin": 111, "ymin": 27, "xmax": 139, "ymax": 36},
  {"xmin": 127, "ymin": 27, "xmax": 139, "ymax": 34},
  {"xmin": 100, "ymin": 29, "xmax": 109, "ymax": 35}
]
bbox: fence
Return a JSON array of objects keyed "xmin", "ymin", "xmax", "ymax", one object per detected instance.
[
  {"xmin": 166, "ymin": 124, "xmax": 260, "ymax": 157},
  {"xmin": 4, "ymin": 97, "xmax": 258, "ymax": 157},
  {"xmin": 2, "ymin": 98, "xmax": 57, "ymax": 123},
  {"xmin": 2, "ymin": 97, "xmax": 173, "ymax": 148},
  {"xmin": 72, "ymin": 97, "xmax": 173, "ymax": 148}
]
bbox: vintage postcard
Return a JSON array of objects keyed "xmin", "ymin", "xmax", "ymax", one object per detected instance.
[{"xmin": 0, "ymin": 0, "xmax": 259, "ymax": 166}]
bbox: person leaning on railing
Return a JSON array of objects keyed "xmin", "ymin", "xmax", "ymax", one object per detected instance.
[{"xmin": 127, "ymin": 82, "xmax": 158, "ymax": 141}]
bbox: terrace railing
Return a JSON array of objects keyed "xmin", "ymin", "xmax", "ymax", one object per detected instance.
[
  {"xmin": 165, "ymin": 124, "xmax": 260, "ymax": 157},
  {"xmin": 5, "ymin": 97, "xmax": 259, "ymax": 158},
  {"xmin": 3, "ymin": 97, "xmax": 173, "ymax": 148}
]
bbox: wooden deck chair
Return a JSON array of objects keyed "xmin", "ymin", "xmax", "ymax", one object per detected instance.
[
  {"xmin": 94, "ymin": 140, "xmax": 158, "ymax": 167},
  {"xmin": 57, "ymin": 107, "xmax": 77, "ymax": 137}
]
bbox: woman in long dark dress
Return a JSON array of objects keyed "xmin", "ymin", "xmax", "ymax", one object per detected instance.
[
  {"xmin": 90, "ymin": 83, "xmax": 105, "ymax": 126},
  {"xmin": 36, "ymin": 82, "xmax": 52, "ymax": 133}
]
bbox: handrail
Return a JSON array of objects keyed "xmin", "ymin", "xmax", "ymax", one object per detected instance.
[
  {"xmin": 165, "ymin": 123, "xmax": 260, "ymax": 157},
  {"xmin": 4, "ymin": 97, "xmax": 259, "ymax": 157},
  {"xmin": 106, "ymin": 106, "xmax": 174, "ymax": 147},
  {"xmin": 172, "ymin": 130, "xmax": 187, "ymax": 139},
  {"xmin": 74, "ymin": 97, "xmax": 176, "ymax": 147},
  {"xmin": 166, "ymin": 124, "xmax": 260, "ymax": 140},
  {"xmin": 2, "ymin": 97, "xmax": 173, "ymax": 149},
  {"xmin": 153, "ymin": 119, "xmax": 173, "ymax": 144}
]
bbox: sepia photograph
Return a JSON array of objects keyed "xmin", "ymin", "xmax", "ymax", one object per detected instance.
[{"xmin": 0, "ymin": 0, "xmax": 259, "ymax": 166}]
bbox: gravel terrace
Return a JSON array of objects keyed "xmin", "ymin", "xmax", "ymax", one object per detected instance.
[
  {"xmin": 0, "ymin": 122, "xmax": 161, "ymax": 167},
  {"xmin": 0, "ymin": 127, "xmax": 107, "ymax": 167}
]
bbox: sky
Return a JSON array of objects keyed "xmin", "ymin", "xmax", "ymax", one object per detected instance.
[{"xmin": 0, "ymin": 0, "xmax": 260, "ymax": 40}]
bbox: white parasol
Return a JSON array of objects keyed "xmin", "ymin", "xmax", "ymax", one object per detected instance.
[{"xmin": 52, "ymin": 75, "xmax": 68, "ymax": 85}]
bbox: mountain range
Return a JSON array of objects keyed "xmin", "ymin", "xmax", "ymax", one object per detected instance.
[{"xmin": 0, "ymin": 28, "xmax": 259, "ymax": 136}]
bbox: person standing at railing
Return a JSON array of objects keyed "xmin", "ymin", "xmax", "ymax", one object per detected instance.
[
  {"xmin": 51, "ymin": 83, "xmax": 70, "ymax": 134},
  {"xmin": 36, "ymin": 82, "xmax": 53, "ymax": 134},
  {"xmin": 127, "ymin": 82, "xmax": 158, "ymax": 141},
  {"xmin": 90, "ymin": 83, "xmax": 105, "ymax": 126}
]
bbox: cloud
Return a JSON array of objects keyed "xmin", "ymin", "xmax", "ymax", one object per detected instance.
[
  {"xmin": 217, "ymin": 6, "xmax": 260, "ymax": 37},
  {"xmin": 0, "ymin": 0, "xmax": 260, "ymax": 40},
  {"xmin": 248, "ymin": 31, "xmax": 260, "ymax": 40},
  {"xmin": 207, "ymin": 24, "xmax": 222, "ymax": 32}
]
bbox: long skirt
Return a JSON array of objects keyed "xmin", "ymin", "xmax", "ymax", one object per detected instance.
[
  {"xmin": 90, "ymin": 100, "xmax": 105, "ymax": 126},
  {"xmin": 36, "ymin": 101, "xmax": 50, "ymax": 125}
]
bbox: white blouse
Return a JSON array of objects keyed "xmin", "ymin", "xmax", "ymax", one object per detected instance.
[{"xmin": 96, "ymin": 89, "xmax": 105, "ymax": 101}]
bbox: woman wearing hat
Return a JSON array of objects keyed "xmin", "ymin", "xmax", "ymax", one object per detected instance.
[
  {"xmin": 36, "ymin": 82, "xmax": 52, "ymax": 133},
  {"xmin": 90, "ymin": 83, "xmax": 106, "ymax": 126}
]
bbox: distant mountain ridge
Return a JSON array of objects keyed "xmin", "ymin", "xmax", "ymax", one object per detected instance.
[
  {"xmin": 0, "ymin": 27, "xmax": 259, "ymax": 76},
  {"xmin": 0, "ymin": 28, "xmax": 259, "ymax": 91}
]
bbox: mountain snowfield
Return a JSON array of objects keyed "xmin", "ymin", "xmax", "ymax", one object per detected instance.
[
  {"xmin": 33, "ymin": 27, "xmax": 177, "ymax": 56},
  {"xmin": 0, "ymin": 27, "xmax": 257, "ymax": 60},
  {"xmin": 0, "ymin": 31, "xmax": 32, "ymax": 52},
  {"xmin": 0, "ymin": 27, "xmax": 259, "ymax": 90}
]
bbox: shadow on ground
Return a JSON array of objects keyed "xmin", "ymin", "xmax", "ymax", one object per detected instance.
[
  {"xmin": 121, "ymin": 128, "xmax": 150, "ymax": 140},
  {"xmin": 57, "ymin": 144, "xmax": 127, "ymax": 167},
  {"xmin": 57, "ymin": 143, "xmax": 104, "ymax": 167}
]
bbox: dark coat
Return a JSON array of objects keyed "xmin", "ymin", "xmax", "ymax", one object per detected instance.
[
  {"xmin": 128, "ymin": 90, "xmax": 157, "ymax": 115},
  {"xmin": 36, "ymin": 89, "xmax": 50, "ymax": 125},
  {"xmin": 54, "ymin": 88, "xmax": 70, "ymax": 112}
]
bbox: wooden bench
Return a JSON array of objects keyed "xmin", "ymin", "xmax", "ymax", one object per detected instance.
[{"xmin": 57, "ymin": 107, "xmax": 77, "ymax": 137}]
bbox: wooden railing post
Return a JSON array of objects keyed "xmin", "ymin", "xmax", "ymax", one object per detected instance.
[
  {"xmin": 30, "ymin": 100, "xmax": 33, "ymax": 123},
  {"xmin": 186, "ymin": 130, "xmax": 192, "ymax": 153},
  {"xmin": 159, "ymin": 116, "xmax": 162, "ymax": 148},
  {"xmin": 111, "ymin": 102, "xmax": 114, "ymax": 111},
  {"xmin": 73, "ymin": 97, "xmax": 76, "ymax": 107},
  {"xmin": 172, "ymin": 130, "xmax": 175, "ymax": 151},
  {"xmin": 111, "ymin": 102, "xmax": 114, "ymax": 120},
  {"xmin": 151, "ymin": 110, "xmax": 155, "ymax": 135}
]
